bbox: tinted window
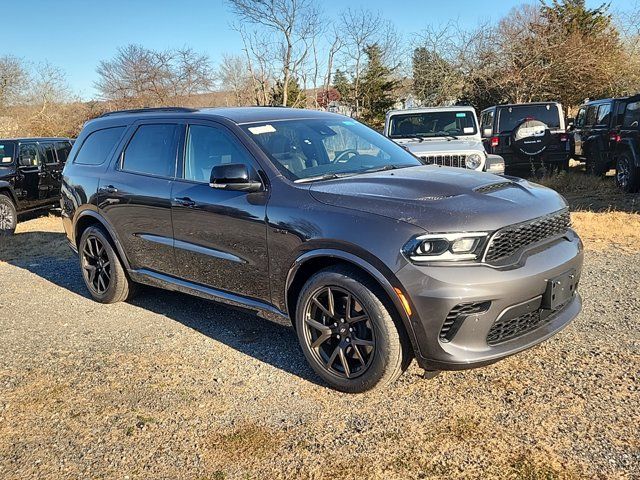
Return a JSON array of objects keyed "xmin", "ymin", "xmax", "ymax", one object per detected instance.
[
  {"xmin": 184, "ymin": 125, "xmax": 250, "ymax": 182},
  {"xmin": 623, "ymin": 101, "xmax": 640, "ymax": 128},
  {"xmin": 75, "ymin": 127, "xmax": 125, "ymax": 165},
  {"xmin": 244, "ymin": 118, "xmax": 421, "ymax": 180},
  {"xmin": 497, "ymin": 104, "xmax": 561, "ymax": 132},
  {"xmin": 122, "ymin": 124, "xmax": 179, "ymax": 177},
  {"xmin": 0, "ymin": 141, "xmax": 15, "ymax": 164},
  {"xmin": 55, "ymin": 141, "xmax": 72, "ymax": 163},
  {"xmin": 575, "ymin": 108, "xmax": 586, "ymax": 127},
  {"xmin": 585, "ymin": 106, "xmax": 598, "ymax": 126},
  {"xmin": 596, "ymin": 104, "xmax": 611, "ymax": 125},
  {"xmin": 388, "ymin": 110, "xmax": 477, "ymax": 138},
  {"xmin": 19, "ymin": 144, "xmax": 41, "ymax": 167},
  {"xmin": 41, "ymin": 143, "xmax": 57, "ymax": 164}
]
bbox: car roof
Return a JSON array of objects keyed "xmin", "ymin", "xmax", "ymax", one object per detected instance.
[
  {"xmin": 91, "ymin": 106, "xmax": 343, "ymax": 127},
  {"xmin": 0, "ymin": 137, "xmax": 72, "ymax": 142},
  {"xmin": 386, "ymin": 106, "xmax": 476, "ymax": 116}
]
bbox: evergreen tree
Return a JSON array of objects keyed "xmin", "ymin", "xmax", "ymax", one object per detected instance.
[
  {"xmin": 270, "ymin": 77, "xmax": 306, "ymax": 107},
  {"xmin": 332, "ymin": 69, "xmax": 351, "ymax": 104},
  {"xmin": 358, "ymin": 44, "xmax": 399, "ymax": 128}
]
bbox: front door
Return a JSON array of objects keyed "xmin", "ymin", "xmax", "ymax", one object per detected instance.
[
  {"xmin": 99, "ymin": 122, "xmax": 182, "ymax": 275},
  {"xmin": 15, "ymin": 143, "xmax": 47, "ymax": 210},
  {"xmin": 170, "ymin": 121, "xmax": 270, "ymax": 302},
  {"xmin": 39, "ymin": 142, "xmax": 59, "ymax": 202}
]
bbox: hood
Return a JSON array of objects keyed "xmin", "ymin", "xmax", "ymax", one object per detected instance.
[
  {"xmin": 394, "ymin": 137, "xmax": 483, "ymax": 155},
  {"xmin": 309, "ymin": 165, "xmax": 567, "ymax": 233}
]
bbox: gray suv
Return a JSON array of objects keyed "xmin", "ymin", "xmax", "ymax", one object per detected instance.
[{"xmin": 61, "ymin": 107, "xmax": 583, "ymax": 392}]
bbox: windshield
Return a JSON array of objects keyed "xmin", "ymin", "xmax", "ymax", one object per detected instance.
[
  {"xmin": 242, "ymin": 118, "xmax": 421, "ymax": 181},
  {"xmin": 388, "ymin": 111, "xmax": 478, "ymax": 138},
  {"xmin": 497, "ymin": 104, "xmax": 561, "ymax": 132},
  {"xmin": 0, "ymin": 141, "xmax": 16, "ymax": 164}
]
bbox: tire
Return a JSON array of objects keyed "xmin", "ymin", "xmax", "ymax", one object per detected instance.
[
  {"xmin": 616, "ymin": 154, "xmax": 640, "ymax": 193},
  {"xmin": 0, "ymin": 193, "xmax": 17, "ymax": 236},
  {"xmin": 586, "ymin": 148, "xmax": 609, "ymax": 176},
  {"xmin": 78, "ymin": 225, "xmax": 136, "ymax": 303},
  {"xmin": 295, "ymin": 265, "xmax": 410, "ymax": 393}
]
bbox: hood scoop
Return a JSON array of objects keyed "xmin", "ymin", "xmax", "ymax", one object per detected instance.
[{"xmin": 474, "ymin": 181, "xmax": 515, "ymax": 194}]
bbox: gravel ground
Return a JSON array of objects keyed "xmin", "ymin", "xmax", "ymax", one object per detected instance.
[{"xmin": 0, "ymin": 217, "xmax": 638, "ymax": 479}]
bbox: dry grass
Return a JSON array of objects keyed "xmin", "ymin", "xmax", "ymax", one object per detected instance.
[
  {"xmin": 571, "ymin": 211, "xmax": 640, "ymax": 253},
  {"xmin": 0, "ymin": 214, "xmax": 71, "ymax": 263}
]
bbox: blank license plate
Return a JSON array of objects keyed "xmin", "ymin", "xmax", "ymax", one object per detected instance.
[{"xmin": 543, "ymin": 270, "xmax": 577, "ymax": 310}]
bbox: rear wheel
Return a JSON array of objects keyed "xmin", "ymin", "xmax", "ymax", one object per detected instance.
[
  {"xmin": 0, "ymin": 194, "xmax": 17, "ymax": 236},
  {"xmin": 79, "ymin": 226, "xmax": 136, "ymax": 303},
  {"xmin": 616, "ymin": 154, "xmax": 640, "ymax": 193},
  {"xmin": 295, "ymin": 266, "xmax": 410, "ymax": 393},
  {"xmin": 586, "ymin": 148, "xmax": 609, "ymax": 176}
]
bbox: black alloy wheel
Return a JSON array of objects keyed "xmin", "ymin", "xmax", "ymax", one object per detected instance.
[
  {"xmin": 616, "ymin": 154, "xmax": 639, "ymax": 193},
  {"xmin": 302, "ymin": 286, "xmax": 376, "ymax": 379},
  {"xmin": 81, "ymin": 235, "xmax": 111, "ymax": 295}
]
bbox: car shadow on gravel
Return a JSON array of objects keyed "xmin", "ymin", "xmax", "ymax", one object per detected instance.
[{"xmin": 8, "ymin": 256, "xmax": 322, "ymax": 386}]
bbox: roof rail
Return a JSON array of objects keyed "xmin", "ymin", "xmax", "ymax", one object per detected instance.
[{"xmin": 99, "ymin": 107, "xmax": 198, "ymax": 117}]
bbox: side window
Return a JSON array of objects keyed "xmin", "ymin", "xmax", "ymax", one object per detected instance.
[
  {"xmin": 596, "ymin": 104, "xmax": 611, "ymax": 126},
  {"xmin": 41, "ymin": 143, "xmax": 57, "ymax": 164},
  {"xmin": 18, "ymin": 144, "xmax": 40, "ymax": 167},
  {"xmin": 575, "ymin": 108, "xmax": 586, "ymax": 127},
  {"xmin": 481, "ymin": 110, "xmax": 494, "ymax": 136},
  {"xmin": 0, "ymin": 142, "xmax": 16, "ymax": 164},
  {"xmin": 623, "ymin": 101, "xmax": 640, "ymax": 128},
  {"xmin": 55, "ymin": 142, "xmax": 72, "ymax": 163},
  {"xmin": 585, "ymin": 106, "xmax": 598, "ymax": 126},
  {"xmin": 75, "ymin": 127, "xmax": 126, "ymax": 165},
  {"xmin": 183, "ymin": 125, "xmax": 251, "ymax": 183},
  {"xmin": 122, "ymin": 124, "xmax": 179, "ymax": 178}
]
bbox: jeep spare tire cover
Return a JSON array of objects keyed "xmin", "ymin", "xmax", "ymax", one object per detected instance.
[{"xmin": 511, "ymin": 119, "xmax": 551, "ymax": 157}]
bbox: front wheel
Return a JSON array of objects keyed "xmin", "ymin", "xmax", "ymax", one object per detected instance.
[
  {"xmin": 616, "ymin": 154, "xmax": 640, "ymax": 193},
  {"xmin": 295, "ymin": 266, "xmax": 410, "ymax": 393},
  {"xmin": 0, "ymin": 194, "xmax": 17, "ymax": 236},
  {"xmin": 79, "ymin": 226, "xmax": 136, "ymax": 303}
]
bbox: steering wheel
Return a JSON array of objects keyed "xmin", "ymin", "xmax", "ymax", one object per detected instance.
[{"xmin": 332, "ymin": 149, "xmax": 359, "ymax": 163}]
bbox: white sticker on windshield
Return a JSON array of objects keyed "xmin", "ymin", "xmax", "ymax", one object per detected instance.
[
  {"xmin": 1, "ymin": 156, "xmax": 11, "ymax": 163},
  {"xmin": 463, "ymin": 127, "xmax": 474, "ymax": 134},
  {"xmin": 248, "ymin": 124, "xmax": 276, "ymax": 135}
]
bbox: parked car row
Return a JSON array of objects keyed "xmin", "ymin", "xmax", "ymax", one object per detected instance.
[{"xmin": 55, "ymin": 106, "xmax": 583, "ymax": 392}]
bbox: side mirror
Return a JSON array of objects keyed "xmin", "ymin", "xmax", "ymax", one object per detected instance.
[
  {"xmin": 210, "ymin": 163, "xmax": 262, "ymax": 192},
  {"xmin": 482, "ymin": 128, "xmax": 492, "ymax": 137}
]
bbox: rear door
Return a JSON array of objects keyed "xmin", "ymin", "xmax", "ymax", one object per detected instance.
[
  {"xmin": 16, "ymin": 142, "xmax": 47, "ymax": 210},
  {"xmin": 39, "ymin": 141, "xmax": 59, "ymax": 201},
  {"xmin": 99, "ymin": 121, "xmax": 183, "ymax": 275},
  {"xmin": 170, "ymin": 120, "xmax": 270, "ymax": 301}
]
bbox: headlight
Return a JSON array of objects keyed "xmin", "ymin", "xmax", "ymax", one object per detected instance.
[
  {"xmin": 402, "ymin": 232, "xmax": 489, "ymax": 263},
  {"xmin": 465, "ymin": 153, "xmax": 483, "ymax": 170}
]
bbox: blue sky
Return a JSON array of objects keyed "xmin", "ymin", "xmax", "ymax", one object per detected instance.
[{"xmin": 1, "ymin": 0, "xmax": 632, "ymax": 99}]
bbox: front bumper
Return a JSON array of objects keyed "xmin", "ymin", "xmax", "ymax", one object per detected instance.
[{"xmin": 396, "ymin": 231, "xmax": 583, "ymax": 371}]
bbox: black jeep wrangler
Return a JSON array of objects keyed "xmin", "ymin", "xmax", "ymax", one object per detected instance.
[
  {"xmin": 612, "ymin": 94, "xmax": 640, "ymax": 193},
  {"xmin": 480, "ymin": 102, "xmax": 571, "ymax": 175},
  {"xmin": 0, "ymin": 137, "xmax": 73, "ymax": 235},
  {"xmin": 569, "ymin": 97, "xmax": 628, "ymax": 176}
]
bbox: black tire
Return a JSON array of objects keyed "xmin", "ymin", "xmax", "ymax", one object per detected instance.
[
  {"xmin": 79, "ymin": 225, "xmax": 136, "ymax": 303},
  {"xmin": 295, "ymin": 265, "xmax": 410, "ymax": 393},
  {"xmin": 616, "ymin": 154, "xmax": 640, "ymax": 193},
  {"xmin": 0, "ymin": 193, "xmax": 17, "ymax": 236},
  {"xmin": 586, "ymin": 148, "xmax": 609, "ymax": 176}
]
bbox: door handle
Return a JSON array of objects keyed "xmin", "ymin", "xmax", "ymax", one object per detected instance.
[
  {"xmin": 173, "ymin": 196, "xmax": 196, "ymax": 207},
  {"xmin": 100, "ymin": 185, "xmax": 118, "ymax": 194}
]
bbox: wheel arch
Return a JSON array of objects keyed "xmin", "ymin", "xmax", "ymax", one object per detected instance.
[
  {"xmin": 74, "ymin": 210, "xmax": 131, "ymax": 270},
  {"xmin": 285, "ymin": 249, "xmax": 421, "ymax": 357},
  {"xmin": 0, "ymin": 181, "xmax": 18, "ymax": 205}
]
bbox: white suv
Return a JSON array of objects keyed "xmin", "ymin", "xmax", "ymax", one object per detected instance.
[{"xmin": 384, "ymin": 106, "xmax": 504, "ymax": 174}]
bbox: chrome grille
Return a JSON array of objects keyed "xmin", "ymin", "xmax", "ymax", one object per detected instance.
[
  {"xmin": 484, "ymin": 210, "xmax": 571, "ymax": 265},
  {"xmin": 421, "ymin": 154, "xmax": 466, "ymax": 168}
]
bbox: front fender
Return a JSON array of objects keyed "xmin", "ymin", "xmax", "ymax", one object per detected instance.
[{"xmin": 0, "ymin": 180, "xmax": 17, "ymax": 204}]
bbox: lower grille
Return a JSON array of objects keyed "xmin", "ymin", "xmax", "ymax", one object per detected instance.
[
  {"xmin": 486, "ymin": 301, "xmax": 570, "ymax": 346},
  {"xmin": 421, "ymin": 154, "xmax": 466, "ymax": 168},
  {"xmin": 440, "ymin": 301, "xmax": 491, "ymax": 342}
]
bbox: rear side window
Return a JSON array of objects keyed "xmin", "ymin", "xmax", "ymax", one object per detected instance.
[
  {"xmin": 596, "ymin": 104, "xmax": 611, "ymax": 125},
  {"xmin": 0, "ymin": 142, "xmax": 15, "ymax": 164},
  {"xmin": 497, "ymin": 105, "xmax": 560, "ymax": 132},
  {"xmin": 41, "ymin": 143, "xmax": 57, "ymax": 164},
  {"xmin": 55, "ymin": 142, "xmax": 72, "ymax": 163},
  {"xmin": 122, "ymin": 124, "xmax": 180, "ymax": 178},
  {"xmin": 585, "ymin": 106, "xmax": 598, "ymax": 126},
  {"xmin": 75, "ymin": 127, "xmax": 126, "ymax": 165},
  {"xmin": 623, "ymin": 101, "xmax": 640, "ymax": 128}
]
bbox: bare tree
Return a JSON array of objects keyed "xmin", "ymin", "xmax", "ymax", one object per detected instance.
[
  {"xmin": 227, "ymin": 0, "xmax": 321, "ymax": 106},
  {"xmin": 0, "ymin": 56, "xmax": 28, "ymax": 107},
  {"xmin": 219, "ymin": 54, "xmax": 254, "ymax": 106}
]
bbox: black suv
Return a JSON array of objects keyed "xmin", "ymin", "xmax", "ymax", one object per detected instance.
[
  {"xmin": 612, "ymin": 94, "xmax": 640, "ymax": 192},
  {"xmin": 0, "ymin": 137, "xmax": 73, "ymax": 235},
  {"xmin": 61, "ymin": 107, "xmax": 583, "ymax": 392},
  {"xmin": 569, "ymin": 97, "xmax": 628, "ymax": 176},
  {"xmin": 481, "ymin": 102, "xmax": 570, "ymax": 175}
]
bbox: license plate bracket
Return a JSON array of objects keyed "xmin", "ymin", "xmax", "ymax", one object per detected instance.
[{"xmin": 542, "ymin": 269, "xmax": 577, "ymax": 310}]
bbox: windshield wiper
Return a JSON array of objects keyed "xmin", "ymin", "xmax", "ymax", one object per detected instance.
[
  {"xmin": 433, "ymin": 131, "xmax": 459, "ymax": 140},
  {"xmin": 295, "ymin": 172, "xmax": 352, "ymax": 183}
]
